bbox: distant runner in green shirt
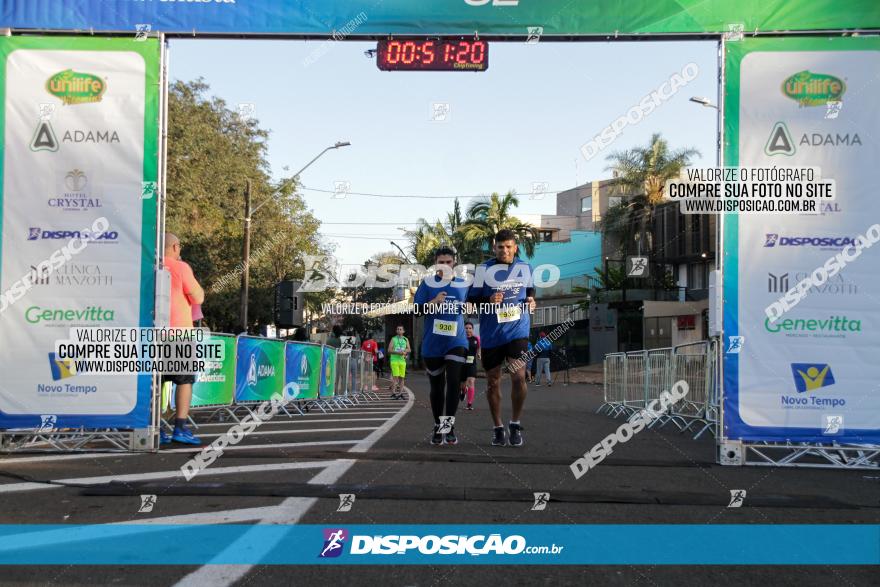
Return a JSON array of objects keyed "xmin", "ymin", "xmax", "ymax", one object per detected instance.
[{"xmin": 389, "ymin": 325, "xmax": 411, "ymax": 399}]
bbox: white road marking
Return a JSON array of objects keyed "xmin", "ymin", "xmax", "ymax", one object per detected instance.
[
  {"xmin": 194, "ymin": 426, "xmax": 379, "ymax": 438},
  {"xmin": 159, "ymin": 439, "xmax": 359, "ymax": 454},
  {"xmin": 194, "ymin": 417, "xmax": 389, "ymax": 428},
  {"xmin": 173, "ymin": 389, "xmax": 414, "ymax": 586},
  {"xmin": 0, "ymin": 461, "xmax": 336, "ymax": 494}
]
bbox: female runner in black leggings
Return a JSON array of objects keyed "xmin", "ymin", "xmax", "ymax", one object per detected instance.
[{"xmin": 414, "ymin": 246, "xmax": 470, "ymax": 445}]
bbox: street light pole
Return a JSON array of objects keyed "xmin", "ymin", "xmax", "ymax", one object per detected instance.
[
  {"xmin": 239, "ymin": 141, "xmax": 351, "ymax": 334},
  {"xmin": 240, "ymin": 178, "xmax": 252, "ymax": 332}
]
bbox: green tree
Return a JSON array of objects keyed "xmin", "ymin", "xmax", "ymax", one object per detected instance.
[
  {"xmin": 458, "ymin": 192, "xmax": 538, "ymax": 259},
  {"xmin": 166, "ymin": 79, "xmax": 324, "ymax": 333},
  {"xmin": 600, "ymin": 133, "xmax": 699, "ymax": 257}
]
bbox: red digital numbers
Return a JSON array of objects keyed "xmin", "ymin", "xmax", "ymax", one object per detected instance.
[{"xmin": 377, "ymin": 39, "xmax": 488, "ymax": 71}]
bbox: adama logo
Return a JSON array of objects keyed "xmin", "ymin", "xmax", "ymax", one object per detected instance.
[
  {"xmin": 782, "ymin": 70, "xmax": 845, "ymax": 107},
  {"xmin": 46, "ymin": 70, "xmax": 106, "ymax": 105}
]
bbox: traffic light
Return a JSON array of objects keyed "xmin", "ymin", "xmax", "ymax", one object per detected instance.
[{"xmin": 274, "ymin": 280, "xmax": 303, "ymax": 327}]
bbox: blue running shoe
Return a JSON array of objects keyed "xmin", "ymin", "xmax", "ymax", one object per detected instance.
[
  {"xmin": 171, "ymin": 427, "xmax": 202, "ymax": 445},
  {"xmin": 159, "ymin": 429, "xmax": 172, "ymax": 445}
]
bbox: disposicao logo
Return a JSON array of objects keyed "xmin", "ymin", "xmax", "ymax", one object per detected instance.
[
  {"xmin": 46, "ymin": 70, "xmax": 106, "ymax": 105},
  {"xmin": 791, "ymin": 363, "xmax": 835, "ymax": 393},
  {"xmin": 319, "ymin": 529, "xmax": 348, "ymax": 558},
  {"xmin": 782, "ymin": 70, "xmax": 845, "ymax": 107}
]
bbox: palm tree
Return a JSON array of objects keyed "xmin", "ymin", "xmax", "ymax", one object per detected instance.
[
  {"xmin": 459, "ymin": 192, "xmax": 538, "ymax": 260},
  {"xmin": 600, "ymin": 133, "xmax": 699, "ymax": 257},
  {"xmin": 408, "ymin": 218, "xmax": 455, "ymax": 266}
]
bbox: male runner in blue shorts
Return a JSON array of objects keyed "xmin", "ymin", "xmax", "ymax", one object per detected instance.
[{"xmin": 468, "ymin": 229, "xmax": 535, "ymax": 447}]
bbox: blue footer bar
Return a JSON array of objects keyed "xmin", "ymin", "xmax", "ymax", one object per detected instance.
[{"xmin": 0, "ymin": 525, "xmax": 877, "ymax": 565}]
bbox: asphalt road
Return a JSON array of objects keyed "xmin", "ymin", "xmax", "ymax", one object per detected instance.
[{"xmin": 0, "ymin": 374, "xmax": 877, "ymax": 586}]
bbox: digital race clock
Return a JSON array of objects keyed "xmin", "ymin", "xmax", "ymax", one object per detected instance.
[{"xmin": 376, "ymin": 39, "xmax": 488, "ymax": 72}]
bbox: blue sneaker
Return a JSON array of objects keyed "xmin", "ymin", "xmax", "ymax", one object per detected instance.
[
  {"xmin": 159, "ymin": 429, "xmax": 172, "ymax": 445},
  {"xmin": 171, "ymin": 427, "xmax": 202, "ymax": 445}
]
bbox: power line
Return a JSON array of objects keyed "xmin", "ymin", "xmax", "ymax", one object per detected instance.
[{"xmin": 301, "ymin": 185, "xmax": 558, "ymax": 200}]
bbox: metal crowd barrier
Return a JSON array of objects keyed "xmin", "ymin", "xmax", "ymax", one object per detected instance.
[{"xmin": 600, "ymin": 340, "xmax": 719, "ymax": 440}]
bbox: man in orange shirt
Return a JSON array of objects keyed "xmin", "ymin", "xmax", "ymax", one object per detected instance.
[{"xmin": 162, "ymin": 233, "xmax": 205, "ymax": 445}]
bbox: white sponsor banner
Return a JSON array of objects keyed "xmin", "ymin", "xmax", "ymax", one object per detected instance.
[
  {"xmin": 0, "ymin": 47, "xmax": 148, "ymax": 418},
  {"xmin": 726, "ymin": 43, "xmax": 880, "ymax": 441}
]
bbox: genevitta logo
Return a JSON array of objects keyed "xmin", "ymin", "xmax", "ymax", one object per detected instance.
[
  {"xmin": 763, "ymin": 234, "xmax": 856, "ymax": 250},
  {"xmin": 26, "ymin": 228, "xmax": 118, "ymax": 243}
]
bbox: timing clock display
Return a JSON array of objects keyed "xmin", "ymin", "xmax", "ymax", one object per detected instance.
[{"xmin": 376, "ymin": 39, "xmax": 489, "ymax": 71}]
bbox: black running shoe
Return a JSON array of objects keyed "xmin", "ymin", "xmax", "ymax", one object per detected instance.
[
  {"xmin": 491, "ymin": 426, "xmax": 507, "ymax": 446},
  {"xmin": 508, "ymin": 422, "xmax": 524, "ymax": 447},
  {"xmin": 431, "ymin": 425, "xmax": 443, "ymax": 445},
  {"xmin": 445, "ymin": 427, "xmax": 458, "ymax": 445}
]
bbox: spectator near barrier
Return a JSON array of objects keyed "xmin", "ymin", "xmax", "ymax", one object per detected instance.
[
  {"xmin": 161, "ymin": 232, "xmax": 205, "ymax": 446},
  {"xmin": 535, "ymin": 331, "xmax": 552, "ymax": 387},
  {"xmin": 361, "ymin": 332, "xmax": 379, "ymax": 392}
]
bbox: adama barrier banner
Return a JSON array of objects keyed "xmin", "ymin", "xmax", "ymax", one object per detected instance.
[
  {"xmin": 235, "ymin": 336, "xmax": 286, "ymax": 403},
  {"xmin": 722, "ymin": 36, "xmax": 880, "ymax": 443},
  {"xmin": 2, "ymin": 1, "xmax": 878, "ymax": 37},
  {"xmin": 0, "ymin": 36, "xmax": 159, "ymax": 429},
  {"xmin": 284, "ymin": 342, "xmax": 322, "ymax": 401}
]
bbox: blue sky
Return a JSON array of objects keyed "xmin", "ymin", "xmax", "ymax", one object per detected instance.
[{"xmin": 169, "ymin": 38, "xmax": 719, "ymax": 265}]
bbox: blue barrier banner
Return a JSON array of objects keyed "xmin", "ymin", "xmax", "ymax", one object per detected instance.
[
  {"xmin": 0, "ymin": 525, "xmax": 877, "ymax": 565},
  {"xmin": 2, "ymin": 1, "xmax": 878, "ymax": 36},
  {"xmin": 234, "ymin": 336, "xmax": 285, "ymax": 403},
  {"xmin": 321, "ymin": 346, "xmax": 336, "ymax": 398},
  {"xmin": 284, "ymin": 342, "xmax": 321, "ymax": 400}
]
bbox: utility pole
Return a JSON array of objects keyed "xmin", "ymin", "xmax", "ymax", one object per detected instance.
[
  {"xmin": 240, "ymin": 178, "xmax": 252, "ymax": 333},
  {"xmin": 237, "ymin": 141, "xmax": 350, "ymax": 335}
]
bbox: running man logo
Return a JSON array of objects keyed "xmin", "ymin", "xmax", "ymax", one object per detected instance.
[
  {"xmin": 138, "ymin": 494, "xmax": 157, "ymax": 513},
  {"xmin": 299, "ymin": 256, "xmax": 337, "ymax": 292},
  {"xmin": 525, "ymin": 26, "xmax": 543, "ymax": 44},
  {"xmin": 141, "ymin": 181, "xmax": 157, "ymax": 200},
  {"xmin": 38, "ymin": 414, "xmax": 57, "ymax": 433},
  {"xmin": 627, "ymin": 256, "xmax": 649, "ymax": 278},
  {"xmin": 727, "ymin": 489, "xmax": 746, "ymax": 508},
  {"xmin": 531, "ymin": 492, "xmax": 549, "ymax": 511},
  {"xmin": 31, "ymin": 120, "xmax": 59, "ymax": 152},
  {"xmin": 791, "ymin": 363, "xmax": 835, "ymax": 393},
  {"xmin": 823, "ymin": 415, "xmax": 844, "ymax": 435},
  {"xmin": 437, "ymin": 416, "xmax": 455, "ymax": 434},
  {"xmin": 337, "ymin": 494, "xmax": 355, "ymax": 512},
  {"xmin": 48, "ymin": 352, "xmax": 77, "ymax": 381},
  {"xmin": 726, "ymin": 336, "xmax": 744, "ymax": 354},
  {"xmin": 765, "ymin": 122, "xmax": 795, "ymax": 156},
  {"xmin": 319, "ymin": 528, "xmax": 348, "ymax": 558}
]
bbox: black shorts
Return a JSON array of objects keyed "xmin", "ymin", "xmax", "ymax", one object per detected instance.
[
  {"xmin": 460, "ymin": 359, "xmax": 477, "ymax": 380},
  {"xmin": 161, "ymin": 373, "xmax": 196, "ymax": 386},
  {"xmin": 424, "ymin": 347, "xmax": 467, "ymax": 376},
  {"xmin": 481, "ymin": 338, "xmax": 529, "ymax": 372}
]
